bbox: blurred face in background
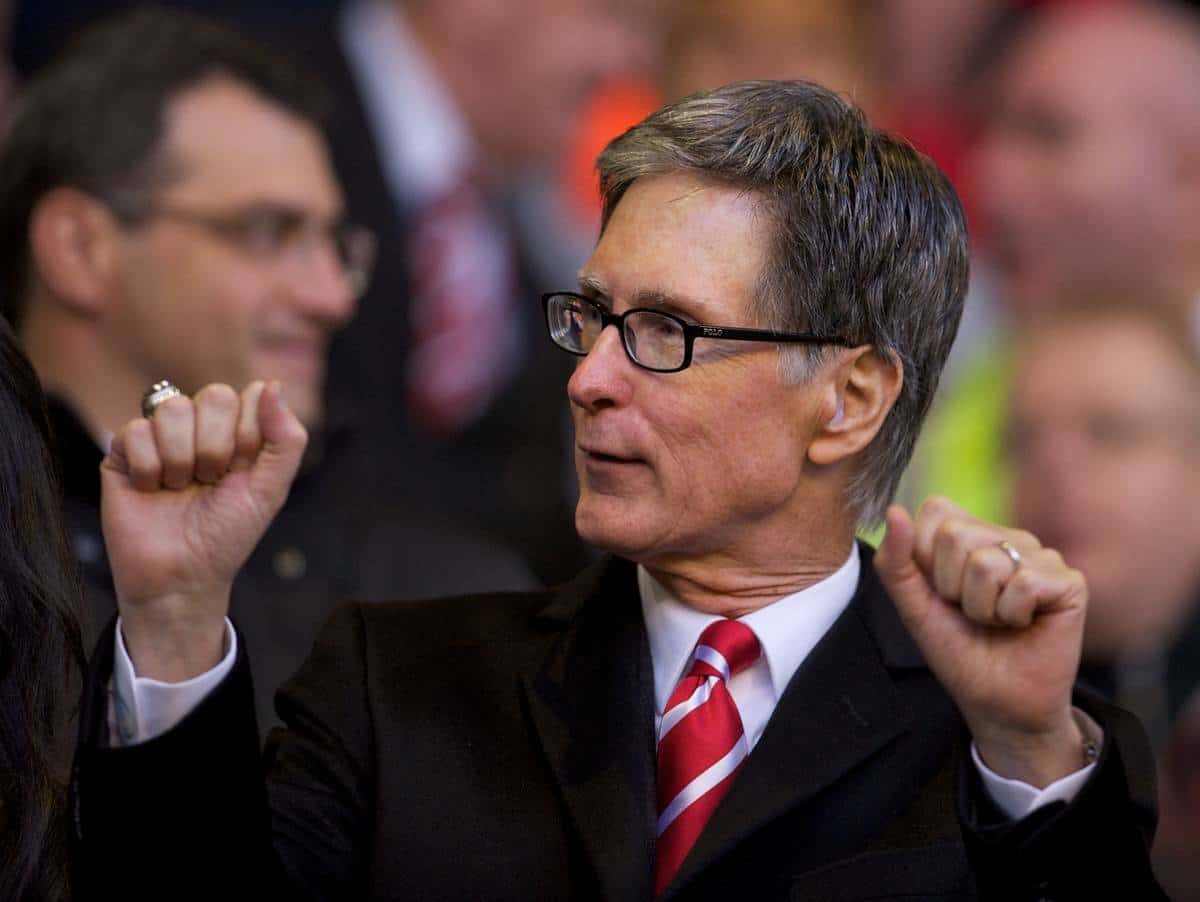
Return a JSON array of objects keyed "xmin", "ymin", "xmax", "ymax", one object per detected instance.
[
  {"xmin": 1009, "ymin": 313, "xmax": 1200, "ymax": 659},
  {"xmin": 663, "ymin": 0, "xmax": 873, "ymax": 106},
  {"xmin": 108, "ymin": 76, "xmax": 357, "ymax": 428},
  {"xmin": 975, "ymin": 6, "xmax": 1200, "ymax": 313},
  {"xmin": 410, "ymin": 0, "xmax": 657, "ymax": 170}
]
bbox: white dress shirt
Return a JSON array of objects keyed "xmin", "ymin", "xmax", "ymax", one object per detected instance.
[
  {"xmin": 339, "ymin": 0, "xmax": 476, "ymax": 211},
  {"xmin": 638, "ymin": 544, "xmax": 1097, "ymax": 820},
  {"xmin": 112, "ymin": 544, "xmax": 1096, "ymax": 821}
]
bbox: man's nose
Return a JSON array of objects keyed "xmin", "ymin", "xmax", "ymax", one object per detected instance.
[
  {"xmin": 284, "ymin": 239, "xmax": 358, "ymax": 328},
  {"xmin": 567, "ymin": 323, "xmax": 633, "ymax": 411}
]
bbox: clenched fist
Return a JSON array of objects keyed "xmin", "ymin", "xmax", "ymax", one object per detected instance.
[
  {"xmin": 101, "ymin": 380, "xmax": 307, "ymax": 682},
  {"xmin": 875, "ymin": 497, "xmax": 1091, "ymax": 787}
]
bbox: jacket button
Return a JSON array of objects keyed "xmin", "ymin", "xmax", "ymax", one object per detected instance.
[{"xmin": 272, "ymin": 547, "xmax": 307, "ymax": 580}]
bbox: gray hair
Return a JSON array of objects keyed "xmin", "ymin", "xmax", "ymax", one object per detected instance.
[{"xmin": 597, "ymin": 81, "xmax": 969, "ymax": 525}]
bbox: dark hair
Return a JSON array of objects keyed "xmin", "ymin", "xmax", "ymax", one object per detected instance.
[
  {"xmin": 0, "ymin": 5, "xmax": 328, "ymax": 328},
  {"xmin": 0, "ymin": 314, "xmax": 85, "ymax": 900},
  {"xmin": 598, "ymin": 80, "xmax": 970, "ymax": 524}
]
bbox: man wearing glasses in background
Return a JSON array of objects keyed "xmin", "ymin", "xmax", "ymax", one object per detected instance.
[
  {"xmin": 0, "ymin": 8, "xmax": 534, "ymax": 736},
  {"xmin": 74, "ymin": 81, "xmax": 1164, "ymax": 898}
]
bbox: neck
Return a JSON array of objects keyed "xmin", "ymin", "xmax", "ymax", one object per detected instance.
[
  {"xmin": 22, "ymin": 303, "xmax": 148, "ymax": 440},
  {"xmin": 643, "ymin": 512, "xmax": 858, "ymax": 618}
]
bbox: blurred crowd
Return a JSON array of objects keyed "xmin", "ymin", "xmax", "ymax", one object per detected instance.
[{"xmin": 2, "ymin": 0, "xmax": 1200, "ymax": 896}]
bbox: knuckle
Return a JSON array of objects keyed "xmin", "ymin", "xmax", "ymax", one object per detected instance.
[
  {"xmin": 1011, "ymin": 567, "xmax": 1038, "ymax": 595},
  {"xmin": 965, "ymin": 546, "xmax": 995, "ymax": 581},
  {"xmin": 156, "ymin": 394, "xmax": 194, "ymax": 421},
  {"xmin": 1010, "ymin": 528, "xmax": 1040, "ymax": 551},
  {"xmin": 1038, "ymin": 547, "xmax": 1065, "ymax": 569},
  {"xmin": 932, "ymin": 519, "xmax": 958, "ymax": 552},
  {"xmin": 196, "ymin": 383, "xmax": 238, "ymax": 413}
]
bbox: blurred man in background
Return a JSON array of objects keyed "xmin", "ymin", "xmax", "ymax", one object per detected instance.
[
  {"xmin": 902, "ymin": 0, "xmax": 1200, "ymax": 528},
  {"xmin": 1009, "ymin": 299, "xmax": 1200, "ymax": 745},
  {"xmin": 1007, "ymin": 297, "xmax": 1200, "ymax": 896},
  {"xmin": 0, "ymin": 8, "xmax": 532, "ymax": 734},
  {"xmin": 273, "ymin": 0, "xmax": 654, "ymax": 583},
  {"xmin": 977, "ymin": 0, "xmax": 1200, "ymax": 322}
]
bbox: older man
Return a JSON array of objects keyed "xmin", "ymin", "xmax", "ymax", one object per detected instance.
[
  {"xmin": 71, "ymin": 82, "xmax": 1162, "ymax": 900},
  {"xmin": 0, "ymin": 9, "xmax": 532, "ymax": 735}
]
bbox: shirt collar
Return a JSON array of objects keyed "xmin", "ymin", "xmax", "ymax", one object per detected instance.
[
  {"xmin": 639, "ymin": 543, "xmax": 861, "ymax": 715},
  {"xmin": 339, "ymin": 0, "xmax": 477, "ymax": 207}
]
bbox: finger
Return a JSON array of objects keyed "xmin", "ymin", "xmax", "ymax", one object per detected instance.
[
  {"xmin": 959, "ymin": 544, "xmax": 1013, "ymax": 625},
  {"xmin": 105, "ymin": 428, "xmax": 131, "ymax": 478},
  {"xmin": 931, "ymin": 518, "xmax": 1013, "ymax": 603},
  {"xmin": 233, "ymin": 381, "xmax": 266, "ymax": 472},
  {"xmin": 121, "ymin": 418, "xmax": 164, "ymax": 492},
  {"xmin": 151, "ymin": 394, "xmax": 197, "ymax": 490},
  {"xmin": 912, "ymin": 495, "xmax": 970, "ymax": 575},
  {"xmin": 193, "ymin": 384, "xmax": 240, "ymax": 484},
  {"xmin": 875, "ymin": 505, "xmax": 934, "ymax": 629},
  {"xmin": 994, "ymin": 549, "xmax": 1085, "ymax": 628},
  {"xmin": 247, "ymin": 380, "xmax": 308, "ymax": 516}
]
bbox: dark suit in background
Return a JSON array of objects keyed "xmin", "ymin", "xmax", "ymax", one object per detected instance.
[
  {"xmin": 71, "ymin": 548, "xmax": 1163, "ymax": 900},
  {"xmin": 49, "ymin": 396, "xmax": 535, "ymax": 736}
]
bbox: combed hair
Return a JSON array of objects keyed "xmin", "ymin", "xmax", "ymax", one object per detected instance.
[{"xmin": 598, "ymin": 81, "xmax": 970, "ymax": 525}]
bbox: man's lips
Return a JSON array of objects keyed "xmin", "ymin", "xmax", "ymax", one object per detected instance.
[{"xmin": 578, "ymin": 444, "xmax": 643, "ymax": 465}]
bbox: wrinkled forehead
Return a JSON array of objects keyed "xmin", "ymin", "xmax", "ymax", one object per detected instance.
[{"xmin": 586, "ymin": 172, "xmax": 772, "ymax": 322}]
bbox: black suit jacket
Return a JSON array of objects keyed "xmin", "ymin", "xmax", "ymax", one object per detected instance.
[{"xmin": 71, "ymin": 549, "xmax": 1165, "ymax": 900}]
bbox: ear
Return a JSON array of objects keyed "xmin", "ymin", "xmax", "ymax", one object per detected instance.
[
  {"xmin": 806, "ymin": 346, "xmax": 904, "ymax": 467},
  {"xmin": 28, "ymin": 187, "xmax": 124, "ymax": 317}
]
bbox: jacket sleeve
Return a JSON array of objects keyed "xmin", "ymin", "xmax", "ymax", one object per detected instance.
[
  {"xmin": 69, "ymin": 606, "xmax": 376, "ymax": 901},
  {"xmin": 958, "ymin": 688, "xmax": 1168, "ymax": 901}
]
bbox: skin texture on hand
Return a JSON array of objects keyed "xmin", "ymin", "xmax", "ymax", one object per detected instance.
[
  {"xmin": 101, "ymin": 380, "xmax": 307, "ymax": 682},
  {"xmin": 874, "ymin": 497, "xmax": 1089, "ymax": 787}
]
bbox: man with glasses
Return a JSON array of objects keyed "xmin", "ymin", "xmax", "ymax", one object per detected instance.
[
  {"xmin": 73, "ymin": 81, "xmax": 1163, "ymax": 899},
  {"xmin": 0, "ymin": 8, "xmax": 533, "ymax": 735}
]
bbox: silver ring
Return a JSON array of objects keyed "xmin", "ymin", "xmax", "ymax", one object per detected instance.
[
  {"xmin": 997, "ymin": 540, "xmax": 1023, "ymax": 571},
  {"xmin": 141, "ymin": 380, "xmax": 183, "ymax": 418}
]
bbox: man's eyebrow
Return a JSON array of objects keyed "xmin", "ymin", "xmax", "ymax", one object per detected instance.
[
  {"xmin": 576, "ymin": 274, "xmax": 717, "ymax": 318},
  {"xmin": 631, "ymin": 288, "xmax": 720, "ymax": 320},
  {"xmin": 577, "ymin": 273, "xmax": 607, "ymax": 297}
]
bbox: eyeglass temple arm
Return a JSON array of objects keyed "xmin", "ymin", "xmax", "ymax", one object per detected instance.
[{"xmin": 683, "ymin": 323, "xmax": 853, "ymax": 346}]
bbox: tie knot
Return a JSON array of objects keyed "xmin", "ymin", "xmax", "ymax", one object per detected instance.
[{"xmin": 689, "ymin": 620, "xmax": 760, "ymax": 682}]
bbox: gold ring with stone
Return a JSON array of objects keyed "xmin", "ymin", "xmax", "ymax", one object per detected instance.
[{"xmin": 141, "ymin": 380, "xmax": 183, "ymax": 418}]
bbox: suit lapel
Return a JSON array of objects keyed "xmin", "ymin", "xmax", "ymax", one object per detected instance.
[
  {"xmin": 522, "ymin": 557, "xmax": 658, "ymax": 901},
  {"xmin": 666, "ymin": 553, "xmax": 923, "ymax": 897}
]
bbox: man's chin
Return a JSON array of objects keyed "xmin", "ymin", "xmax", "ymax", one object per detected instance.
[{"xmin": 575, "ymin": 497, "xmax": 654, "ymax": 560}]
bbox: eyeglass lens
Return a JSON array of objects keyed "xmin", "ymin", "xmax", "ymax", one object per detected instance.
[{"xmin": 547, "ymin": 294, "xmax": 687, "ymax": 371}]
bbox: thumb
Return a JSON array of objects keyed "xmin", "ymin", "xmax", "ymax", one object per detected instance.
[
  {"xmin": 874, "ymin": 504, "xmax": 935, "ymax": 628},
  {"xmin": 247, "ymin": 380, "xmax": 308, "ymax": 513}
]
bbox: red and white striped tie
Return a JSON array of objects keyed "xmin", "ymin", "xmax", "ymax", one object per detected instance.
[{"xmin": 654, "ymin": 619, "xmax": 761, "ymax": 896}]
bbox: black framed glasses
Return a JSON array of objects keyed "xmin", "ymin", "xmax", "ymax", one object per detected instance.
[
  {"xmin": 114, "ymin": 203, "xmax": 378, "ymax": 298},
  {"xmin": 542, "ymin": 291, "xmax": 853, "ymax": 373}
]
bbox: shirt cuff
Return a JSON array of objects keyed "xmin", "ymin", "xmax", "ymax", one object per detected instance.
[
  {"xmin": 971, "ymin": 710, "xmax": 1103, "ymax": 821},
  {"xmin": 107, "ymin": 617, "xmax": 237, "ymax": 746}
]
